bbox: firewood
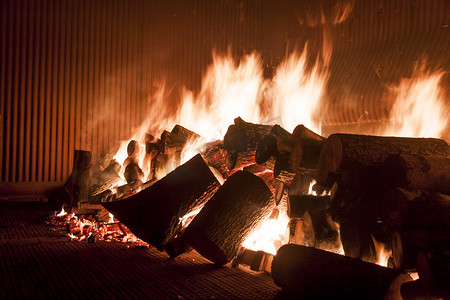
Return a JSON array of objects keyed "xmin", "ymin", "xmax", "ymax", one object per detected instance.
[
  {"xmin": 102, "ymin": 154, "xmax": 220, "ymax": 249},
  {"xmin": 288, "ymin": 195, "xmax": 330, "ymax": 218},
  {"xmin": 288, "ymin": 218, "xmax": 305, "ymax": 245},
  {"xmin": 255, "ymin": 135, "xmax": 278, "ymax": 165},
  {"xmin": 88, "ymin": 189, "xmax": 113, "ymax": 204},
  {"xmin": 290, "ymin": 138, "xmax": 324, "ymax": 171},
  {"xmin": 123, "ymin": 161, "xmax": 144, "ymax": 188},
  {"xmin": 382, "ymin": 154, "xmax": 450, "ymax": 195},
  {"xmin": 89, "ymin": 159, "xmax": 122, "ymax": 197},
  {"xmin": 316, "ymin": 133, "xmax": 449, "ymax": 186},
  {"xmin": 381, "ymin": 188, "xmax": 450, "ymax": 230},
  {"xmin": 271, "ymin": 124, "xmax": 295, "ymax": 154},
  {"xmin": 288, "ymin": 173, "xmax": 315, "ymax": 196},
  {"xmin": 50, "ymin": 150, "xmax": 92, "ymax": 210},
  {"xmin": 127, "ymin": 140, "xmax": 140, "ymax": 158},
  {"xmin": 63, "ymin": 150, "xmax": 92, "ymax": 209},
  {"xmin": 292, "ymin": 124, "xmax": 325, "ymax": 141},
  {"xmin": 200, "ymin": 140, "xmax": 229, "ymax": 179},
  {"xmin": 184, "ymin": 171, "xmax": 275, "ymax": 265},
  {"xmin": 164, "ymin": 234, "xmax": 192, "ymax": 259},
  {"xmin": 272, "ymin": 244, "xmax": 401, "ymax": 299},
  {"xmin": 232, "ymin": 249, "xmax": 274, "ymax": 272},
  {"xmin": 223, "ymin": 117, "xmax": 273, "ymax": 170}
]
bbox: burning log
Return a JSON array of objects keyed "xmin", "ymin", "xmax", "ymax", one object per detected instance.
[
  {"xmin": 292, "ymin": 124, "xmax": 325, "ymax": 141},
  {"xmin": 289, "ymin": 138, "xmax": 324, "ymax": 171},
  {"xmin": 201, "ymin": 140, "xmax": 229, "ymax": 179},
  {"xmin": 232, "ymin": 249, "xmax": 274, "ymax": 272},
  {"xmin": 89, "ymin": 159, "xmax": 122, "ymax": 197},
  {"xmin": 272, "ymin": 244, "xmax": 401, "ymax": 299},
  {"xmin": 287, "ymin": 195, "xmax": 330, "ymax": 218},
  {"xmin": 223, "ymin": 117, "xmax": 273, "ymax": 170},
  {"xmin": 381, "ymin": 188, "xmax": 450, "ymax": 230},
  {"xmin": 255, "ymin": 135, "xmax": 277, "ymax": 165},
  {"xmin": 102, "ymin": 154, "xmax": 220, "ymax": 249},
  {"xmin": 381, "ymin": 154, "xmax": 450, "ymax": 194},
  {"xmin": 316, "ymin": 134, "xmax": 450, "ymax": 186},
  {"xmin": 184, "ymin": 171, "xmax": 275, "ymax": 265}
]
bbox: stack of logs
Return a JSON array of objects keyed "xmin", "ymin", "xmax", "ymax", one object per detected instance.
[{"xmin": 55, "ymin": 117, "xmax": 449, "ymax": 299}]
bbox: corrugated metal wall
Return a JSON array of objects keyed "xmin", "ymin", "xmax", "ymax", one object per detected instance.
[
  {"xmin": 0, "ymin": 0, "xmax": 261, "ymax": 185},
  {"xmin": 1, "ymin": 0, "xmax": 449, "ymax": 188}
]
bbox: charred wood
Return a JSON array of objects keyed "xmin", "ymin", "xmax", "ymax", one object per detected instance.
[
  {"xmin": 102, "ymin": 154, "xmax": 220, "ymax": 250},
  {"xmin": 184, "ymin": 171, "xmax": 274, "ymax": 265},
  {"xmin": 272, "ymin": 244, "xmax": 401, "ymax": 299}
]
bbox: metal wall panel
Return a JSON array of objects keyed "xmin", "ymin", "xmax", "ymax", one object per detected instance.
[{"xmin": 0, "ymin": 0, "xmax": 262, "ymax": 185}]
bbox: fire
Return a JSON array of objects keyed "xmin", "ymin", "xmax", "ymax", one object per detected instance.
[
  {"xmin": 242, "ymin": 206, "xmax": 291, "ymax": 255},
  {"xmin": 382, "ymin": 68, "xmax": 448, "ymax": 138},
  {"xmin": 371, "ymin": 234, "xmax": 392, "ymax": 267},
  {"xmin": 56, "ymin": 205, "xmax": 67, "ymax": 217}
]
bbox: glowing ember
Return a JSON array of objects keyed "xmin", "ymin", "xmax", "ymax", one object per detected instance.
[{"xmin": 382, "ymin": 68, "xmax": 448, "ymax": 138}]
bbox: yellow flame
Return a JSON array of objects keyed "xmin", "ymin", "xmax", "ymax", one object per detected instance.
[
  {"xmin": 382, "ymin": 69, "xmax": 448, "ymax": 138},
  {"xmin": 371, "ymin": 234, "xmax": 392, "ymax": 267},
  {"xmin": 56, "ymin": 205, "xmax": 67, "ymax": 217},
  {"xmin": 242, "ymin": 207, "xmax": 290, "ymax": 255}
]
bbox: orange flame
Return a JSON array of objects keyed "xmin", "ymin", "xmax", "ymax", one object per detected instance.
[
  {"xmin": 371, "ymin": 234, "xmax": 392, "ymax": 267},
  {"xmin": 382, "ymin": 68, "xmax": 448, "ymax": 138}
]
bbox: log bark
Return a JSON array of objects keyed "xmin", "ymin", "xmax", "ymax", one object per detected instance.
[
  {"xmin": 292, "ymin": 124, "xmax": 325, "ymax": 141},
  {"xmin": 223, "ymin": 117, "xmax": 273, "ymax": 170},
  {"xmin": 381, "ymin": 188, "xmax": 450, "ymax": 230},
  {"xmin": 272, "ymin": 244, "xmax": 401, "ymax": 299},
  {"xmin": 316, "ymin": 133, "xmax": 449, "ymax": 186},
  {"xmin": 102, "ymin": 154, "xmax": 220, "ymax": 250},
  {"xmin": 56, "ymin": 150, "xmax": 92, "ymax": 210},
  {"xmin": 201, "ymin": 140, "xmax": 229, "ymax": 179},
  {"xmin": 382, "ymin": 154, "xmax": 450, "ymax": 194},
  {"xmin": 184, "ymin": 171, "xmax": 274, "ymax": 265},
  {"xmin": 288, "ymin": 195, "xmax": 330, "ymax": 218}
]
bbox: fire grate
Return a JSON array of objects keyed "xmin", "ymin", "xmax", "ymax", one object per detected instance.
[{"xmin": 0, "ymin": 199, "xmax": 279, "ymax": 300}]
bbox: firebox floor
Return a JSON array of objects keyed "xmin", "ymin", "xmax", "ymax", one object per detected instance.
[{"xmin": 0, "ymin": 198, "xmax": 280, "ymax": 300}]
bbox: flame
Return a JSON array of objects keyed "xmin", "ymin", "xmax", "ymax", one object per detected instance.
[
  {"xmin": 242, "ymin": 207, "xmax": 290, "ymax": 255},
  {"xmin": 371, "ymin": 234, "xmax": 392, "ymax": 267},
  {"xmin": 56, "ymin": 205, "xmax": 67, "ymax": 217},
  {"xmin": 268, "ymin": 49, "xmax": 327, "ymax": 133},
  {"xmin": 382, "ymin": 68, "xmax": 448, "ymax": 138},
  {"xmin": 179, "ymin": 206, "xmax": 204, "ymax": 229}
]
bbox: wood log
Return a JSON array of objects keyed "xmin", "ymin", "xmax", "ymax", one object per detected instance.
[
  {"xmin": 288, "ymin": 173, "xmax": 315, "ymax": 196},
  {"xmin": 89, "ymin": 159, "xmax": 122, "ymax": 197},
  {"xmin": 232, "ymin": 249, "xmax": 274, "ymax": 272},
  {"xmin": 255, "ymin": 135, "xmax": 277, "ymax": 165},
  {"xmin": 52, "ymin": 150, "xmax": 92, "ymax": 210},
  {"xmin": 184, "ymin": 171, "xmax": 275, "ymax": 265},
  {"xmin": 123, "ymin": 161, "xmax": 144, "ymax": 188},
  {"xmin": 102, "ymin": 154, "xmax": 220, "ymax": 250},
  {"xmin": 381, "ymin": 188, "xmax": 450, "ymax": 230},
  {"xmin": 316, "ymin": 133, "xmax": 449, "ymax": 186},
  {"xmin": 164, "ymin": 234, "xmax": 192, "ymax": 259},
  {"xmin": 290, "ymin": 138, "xmax": 324, "ymax": 171},
  {"xmin": 223, "ymin": 117, "xmax": 273, "ymax": 169},
  {"xmin": 288, "ymin": 195, "xmax": 330, "ymax": 218},
  {"xmin": 200, "ymin": 140, "xmax": 229, "ymax": 179},
  {"xmin": 272, "ymin": 244, "xmax": 401, "ymax": 299},
  {"xmin": 381, "ymin": 154, "xmax": 450, "ymax": 195},
  {"xmin": 271, "ymin": 124, "xmax": 295, "ymax": 154},
  {"xmin": 292, "ymin": 124, "xmax": 325, "ymax": 141}
]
